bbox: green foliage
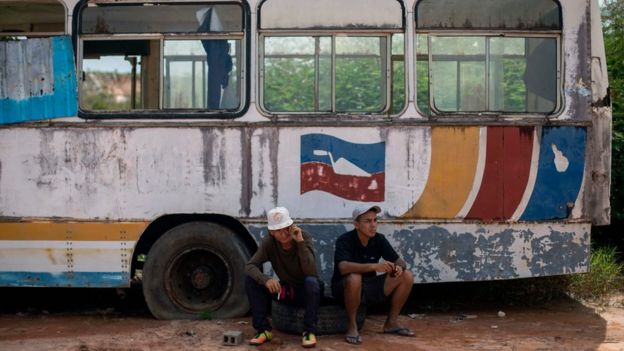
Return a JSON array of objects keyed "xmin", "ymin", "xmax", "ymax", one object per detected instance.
[
  {"xmin": 613, "ymin": 116, "xmax": 624, "ymax": 221},
  {"xmin": 264, "ymin": 58, "xmax": 316, "ymax": 112},
  {"xmin": 603, "ymin": 0, "xmax": 624, "ymax": 116},
  {"xmin": 416, "ymin": 61, "xmax": 430, "ymax": 114},
  {"xmin": 335, "ymin": 58, "xmax": 383, "ymax": 112},
  {"xmin": 603, "ymin": 0, "xmax": 624, "ymax": 221},
  {"xmin": 392, "ymin": 60, "xmax": 406, "ymax": 114},
  {"xmin": 502, "ymin": 58, "xmax": 527, "ymax": 111},
  {"xmin": 199, "ymin": 310, "xmax": 212, "ymax": 320},
  {"xmin": 567, "ymin": 246, "xmax": 624, "ymax": 300}
]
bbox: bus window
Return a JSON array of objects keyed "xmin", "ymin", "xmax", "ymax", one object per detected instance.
[
  {"xmin": 0, "ymin": 0, "xmax": 65, "ymax": 37},
  {"xmin": 415, "ymin": 0, "xmax": 561, "ymax": 115},
  {"xmin": 77, "ymin": 1, "xmax": 246, "ymax": 116},
  {"xmin": 391, "ymin": 34, "xmax": 406, "ymax": 114},
  {"xmin": 259, "ymin": 0, "xmax": 405, "ymax": 115}
]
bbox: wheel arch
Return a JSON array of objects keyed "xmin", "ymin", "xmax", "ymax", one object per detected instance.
[{"xmin": 131, "ymin": 213, "xmax": 257, "ymax": 282}]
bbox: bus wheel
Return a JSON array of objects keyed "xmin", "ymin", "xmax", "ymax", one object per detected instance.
[{"xmin": 142, "ymin": 221, "xmax": 250, "ymax": 319}]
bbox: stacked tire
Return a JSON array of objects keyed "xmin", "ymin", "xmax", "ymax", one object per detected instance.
[{"xmin": 271, "ymin": 298, "xmax": 365, "ymax": 335}]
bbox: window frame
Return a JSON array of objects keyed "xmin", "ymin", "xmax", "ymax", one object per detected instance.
[
  {"xmin": 413, "ymin": 0, "xmax": 563, "ymax": 118},
  {"xmin": 416, "ymin": 31, "xmax": 562, "ymax": 117},
  {"xmin": 258, "ymin": 30, "xmax": 406, "ymax": 117},
  {"xmin": 0, "ymin": 0, "xmax": 67, "ymax": 38},
  {"xmin": 74, "ymin": 0, "xmax": 250, "ymax": 120}
]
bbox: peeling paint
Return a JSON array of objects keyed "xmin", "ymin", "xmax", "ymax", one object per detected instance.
[
  {"xmin": 201, "ymin": 129, "xmax": 227, "ymax": 187},
  {"xmin": 247, "ymin": 222, "xmax": 589, "ymax": 285},
  {"xmin": 240, "ymin": 128, "xmax": 253, "ymax": 217}
]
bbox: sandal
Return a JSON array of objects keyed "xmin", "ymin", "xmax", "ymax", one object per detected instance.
[
  {"xmin": 345, "ymin": 334, "xmax": 362, "ymax": 345},
  {"xmin": 383, "ymin": 327, "xmax": 415, "ymax": 337}
]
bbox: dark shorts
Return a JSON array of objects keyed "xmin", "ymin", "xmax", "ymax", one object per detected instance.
[{"xmin": 331, "ymin": 274, "xmax": 388, "ymax": 305}]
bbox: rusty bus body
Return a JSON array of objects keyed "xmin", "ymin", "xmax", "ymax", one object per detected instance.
[{"xmin": 0, "ymin": 0, "xmax": 611, "ymax": 319}]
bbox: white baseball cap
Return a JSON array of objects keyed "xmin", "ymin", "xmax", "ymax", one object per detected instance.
[
  {"xmin": 352, "ymin": 205, "xmax": 381, "ymax": 221},
  {"xmin": 267, "ymin": 207, "xmax": 294, "ymax": 230}
]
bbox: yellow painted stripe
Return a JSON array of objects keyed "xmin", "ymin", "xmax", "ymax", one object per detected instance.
[
  {"xmin": 0, "ymin": 222, "xmax": 149, "ymax": 241},
  {"xmin": 402, "ymin": 127, "xmax": 480, "ymax": 218}
]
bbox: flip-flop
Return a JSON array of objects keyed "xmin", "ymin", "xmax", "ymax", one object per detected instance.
[
  {"xmin": 345, "ymin": 334, "xmax": 362, "ymax": 344},
  {"xmin": 383, "ymin": 327, "xmax": 415, "ymax": 337}
]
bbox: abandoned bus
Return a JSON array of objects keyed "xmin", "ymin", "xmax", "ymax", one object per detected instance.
[{"xmin": 0, "ymin": 0, "xmax": 612, "ymax": 319}]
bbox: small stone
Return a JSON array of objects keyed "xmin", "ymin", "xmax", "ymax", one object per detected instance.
[
  {"xmin": 185, "ymin": 330, "xmax": 196, "ymax": 337},
  {"xmin": 498, "ymin": 311, "xmax": 506, "ymax": 318},
  {"xmin": 408, "ymin": 313, "xmax": 426, "ymax": 319},
  {"xmin": 237, "ymin": 321, "xmax": 249, "ymax": 325},
  {"xmin": 491, "ymin": 325, "xmax": 498, "ymax": 329}
]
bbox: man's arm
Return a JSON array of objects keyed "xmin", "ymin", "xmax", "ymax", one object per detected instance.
[
  {"xmin": 244, "ymin": 237, "xmax": 271, "ymax": 285},
  {"xmin": 296, "ymin": 231, "xmax": 318, "ymax": 276},
  {"xmin": 338, "ymin": 260, "xmax": 394, "ymax": 275}
]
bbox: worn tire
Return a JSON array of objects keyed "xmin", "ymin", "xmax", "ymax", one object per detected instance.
[
  {"xmin": 271, "ymin": 299, "xmax": 366, "ymax": 335},
  {"xmin": 142, "ymin": 221, "xmax": 250, "ymax": 319}
]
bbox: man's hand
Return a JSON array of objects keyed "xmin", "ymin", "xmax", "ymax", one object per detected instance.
[
  {"xmin": 291, "ymin": 225, "xmax": 304, "ymax": 242},
  {"xmin": 390, "ymin": 264, "xmax": 403, "ymax": 278},
  {"xmin": 265, "ymin": 278, "xmax": 281, "ymax": 294},
  {"xmin": 375, "ymin": 261, "xmax": 395, "ymax": 273}
]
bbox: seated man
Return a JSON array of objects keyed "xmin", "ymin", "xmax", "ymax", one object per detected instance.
[
  {"xmin": 331, "ymin": 205, "xmax": 415, "ymax": 345},
  {"xmin": 245, "ymin": 206, "xmax": 321, "ymax": 348}
]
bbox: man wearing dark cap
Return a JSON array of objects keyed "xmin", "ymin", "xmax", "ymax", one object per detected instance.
[{"xmin": 331, "ymin": 205, "xmax": 414, "ymax": 345}]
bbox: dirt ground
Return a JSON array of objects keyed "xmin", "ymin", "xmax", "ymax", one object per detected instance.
[{"xmin": 1, "ymin": 287, "xmax": 624, "ymax": 351}]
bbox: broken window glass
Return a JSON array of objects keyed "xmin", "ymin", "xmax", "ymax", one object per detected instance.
[{"xmin": 78, "ymin": 2, "xmax": 245, "ymax": 116}]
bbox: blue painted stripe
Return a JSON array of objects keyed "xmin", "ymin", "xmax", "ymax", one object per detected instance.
[
  {"xmin": 0, "ymin": 36, "xmax": 77, "ymax": 124},
  {"xmin": 520, "ymin": 127, "xmax": 586, "ymax": 220},
  {"xmin": 0, "ymin": 272, "xmax": 129, "ymax": 288},
  {"xmin": 301, "ymin": 133, "xmax": 385, "ymax": 173}
]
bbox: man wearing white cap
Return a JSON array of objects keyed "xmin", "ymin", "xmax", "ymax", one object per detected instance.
[
  {"xmin": 245, "ymin": 207, "xmax": 320, "ymax": 348},
  {"xmin": 331, "ymin": 205, "xmax": 414, "ymax": 345}
]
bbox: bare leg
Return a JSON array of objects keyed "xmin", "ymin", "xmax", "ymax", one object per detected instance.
[
  {"xmin": 383, "ymin": 270, "xmax": 413, "ymax": 330},
  {"xmin": 343, "ymin": 273, "xmax": 362, "ymax": 337}
]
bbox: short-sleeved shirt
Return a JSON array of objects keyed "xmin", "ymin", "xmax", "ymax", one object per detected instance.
[{"xmin": 331, "ymin": 229, "xmax": 399, "ymax": 286}]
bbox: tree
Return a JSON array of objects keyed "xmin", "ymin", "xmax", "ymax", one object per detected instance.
[{"xmin": 602, "ymin": 0, "xmax": 624, "ymax": 221}]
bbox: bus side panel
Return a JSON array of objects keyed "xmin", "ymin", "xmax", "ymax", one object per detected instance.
[
  {"xmin": 252, "ymin": 126, "xmax": 587, "ymax": 221},
  {"xmin": 0, "ymin": 36, "xmax": 77, "ymax": 124},
  {"xmin": 0, "ymin": 222, "xmax": 147, "ymax": 287},
  {"xmin": 0, "ymin": 128, "xmax": 244, "ymax": 219},
  {"xmin": 248, "ymin": 222, "xmax": 590, "ymax": 284}
]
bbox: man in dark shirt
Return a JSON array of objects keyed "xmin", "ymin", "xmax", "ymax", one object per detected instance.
[
  {"xmin": 331, "ymin": 205, "xmax": 414, "ymax": 345},
  {"xmin": 245, "ymin": 207, "xmax": 320, "ymax": 348}
]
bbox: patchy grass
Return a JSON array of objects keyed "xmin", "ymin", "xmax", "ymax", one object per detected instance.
[{"xmin": 567, "ymin": 246, "xmax": 624, "ymax": 301}]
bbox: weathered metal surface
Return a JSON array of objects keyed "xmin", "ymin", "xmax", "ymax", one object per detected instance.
[
  {"xmin": 0, "ymin": 36, "xmax": 77, "ymax": 124},
  {"xmin": 415, "ymin": 0, "xmax": 561, "ymax": 30},
  {"xmin": 403, "ymin": 127, "xmax": 480, "ymax": 219},
  {"xmin": 259, "ymin": 0, "xmax": 403, "ymax": 30},
  {"xmin": 521, "ymin": 127, "xmax": 586, "ymax": 220},
  {"xmin": 248, "ymin": 222, "xmax": 590, "ymax": 284},
  {"xmin": 0, "ymin": 0, "xmax": 610, "ymax": 289},
  {"xmin": 0, "ymin": 221, "xmax": 147, "ymax": 287},
  {"xmin": 0, "ymin": 128, "xmax": 244, "ymax": 218},
  {"xmin": 0, "ymin": 126, "xmax": 587, "ymax": 220},
  {"xmin": 561, "ymin": 0, "xmax": 592, "ymax": 121},
  {"xmin": 587, "ymin": 0, "xmax": 612, "ymax": 225},
  {"xmin": 466, "ymin": 127, "xmax": 534, "ymax": 220}
]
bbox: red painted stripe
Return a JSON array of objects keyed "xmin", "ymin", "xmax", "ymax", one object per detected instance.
[
  {"xmin": 466, "ymin": 127, "xmax": 533, "ymax": 220},
  {"xmin": 301, "ymin": 163, "xmax": 385, "ymax": 202}
]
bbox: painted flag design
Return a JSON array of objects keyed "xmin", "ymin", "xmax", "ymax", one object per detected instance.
[{"xmin": 300, "ymin": 133, "xmax": 385, "ymax": 202}]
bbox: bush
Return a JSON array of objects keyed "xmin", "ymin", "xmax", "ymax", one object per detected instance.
[{"xmin": 567, "ymin": 246, "xmax": 624, "ymax": 300}]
